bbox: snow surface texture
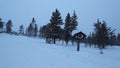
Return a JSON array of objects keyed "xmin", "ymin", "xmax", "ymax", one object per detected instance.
[{"xmin": 0, "ymin": 34, "xmax": 120, "ymax": 68}]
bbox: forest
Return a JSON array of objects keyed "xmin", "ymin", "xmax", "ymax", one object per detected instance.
[{"xmin": 0, "ymin": 9, "xmax": 120, "ymax": 53}]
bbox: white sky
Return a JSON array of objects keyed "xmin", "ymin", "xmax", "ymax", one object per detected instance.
[{"xmin": 0, "ymin": 0, "xmax": 120, "ymax": 35}]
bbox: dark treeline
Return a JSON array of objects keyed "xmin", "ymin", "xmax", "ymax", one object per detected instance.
[
  {"xmin": 0, "ymin": 9, "xmax": 120, "ymax": 53},
  {"xmin": 83, "ymin": 19, "xmax": 120, "ymax": 53}
]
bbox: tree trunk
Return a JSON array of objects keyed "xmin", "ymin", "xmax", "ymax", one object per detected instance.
[{"xmin": 53, "ymin": 37, "xmax": 56, "ymax": 44}]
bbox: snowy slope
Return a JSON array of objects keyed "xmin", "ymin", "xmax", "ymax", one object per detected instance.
[{"xmin": 0, "ymin": 34, "xmax": 120, "ymax": 68}]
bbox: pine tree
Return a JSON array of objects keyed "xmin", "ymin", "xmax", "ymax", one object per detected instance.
[
  {"xmin": 34, "ymin": 24, "xmax": 38, "ymax": 37},
  {"xmin": 94, "ymin": 19, "xmax": 107, "ymax": 49},
  {"xmin": 32, "ymin": 18, "xmax": 36, "ymax": 23},
  {"xmin": 0, "ymin": 18, "xmax": 4, "ymax": 32},
  {"xmin": 86, "ymin": 32, "xmax": 97, "ymax": 47},
  {"xmin": 109, "ymin": 29, "xmax": 116, "ymax": 45},
  {"xmin": 64, "ymin": 13, "xmax": 71, "ymax": 31},
  {"xmin": 71, "ymin": 11, "xmax": 78, "ymax": 31},
  {"xmin": 39, "ymin": 23, "xmax": 51, "ymax": 38},
  {"xmin": 19, "ymin": 25, "xmax": 24, "ymax": 35},
  {"xmin": 6, "ymin": 20, "xmax": 12, "ymax": 33},
  {"xmin": 71, "ymin": 11, "xmax": 78, "ymax": 45},
  {"xmin": 64, "ymin": 13, "xmax": 72, "ymax": 45},
  {"xmin": 64, "ymin": 11, "xmax": 78, "ymax": 45},
  {"xmin": 39, "ymin": 26, "xmax": 43, "ymax": 37},
  {"xmin": 28, "ymin": 23, "xmax": 33, "ymax": 36},
  {"xmin": 93, "ymin": 19, "xmax": 114, "ymax": 54},
  {"xmin": 39, "ymin": 26, "xmax": 45, "ymax": 37},
  {"xmin": 49, "ymin": 9, "xmax": 63, "ymax": 44},
  {"xmin": 27, "ymin": 18, "xmax": 37, "ymax": 37},
  {"xmin": 50, "ymin": 9, "xmax": 63, "ymax": 26},
  {"xmin": 31, "ymin": 17, "xmax": 36, "ymax": 36}
]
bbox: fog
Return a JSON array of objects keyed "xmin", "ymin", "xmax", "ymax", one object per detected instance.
[{"xmin": 0, "ymin": 0, "xmax": 120, "ymax": 34}]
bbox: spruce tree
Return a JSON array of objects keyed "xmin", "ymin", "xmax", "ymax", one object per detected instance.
[
  {"xmin": 32, "ymin": 18, "xmax": 36, "ymax": 23},
  {"xmin": 94, "ymin": 19, "xmax": 107, "ymax": 49},
  {"xmin": 19, "ymin": 25, "xmax": 24, "ymax": 35},
  {"xmin": 64, "ymin": 13, "xmax": 72, "ymax": 45},
  {"xmin": 71, "ymin": 11, "xmax": 78, "ymax": 31},
  {"xmin": 49, "ymin": 9, "xmax": 63, "ymax": 44},
  {"xmin": 93, "ymin": 19, "xmax": 114, "ymax": 53},
  {"xmin": 39, "ymin": 26, "xmax": 43, "ymax": 37},
  {"xmin": 71, "ymin": 11, "xmax": 78, "ymax": 45},
  {"xmin": 64, "ymin": 11, "xmax": 78, "ymax": 45},
  {"xmin": 28, "ymin": 23, "xmax": 33, "ymax": 36},
  {"xmin": 39, "ymin": 23, "xmax": 51, "ymax": 38},
  {"xmin": 34, "ymin": 24, "xmax": 38, "ymax": 37},
  {"xmin": 0, "ymin": 18, "xmax": 4, "ymax": 32},
  {"xmin": 109, "ymin": 29, "xmax": 116, "ymax": 45},
  {"xmin": 6, "ymin": 20, "xmax": 12, "ymax": 33},
  {"xmin": 31, "ymin": 17, "xmax": 36, "ymax": 36},
  {"xmin": 27, "ymin": 18, "xmax": 37, "ymax": 37}
]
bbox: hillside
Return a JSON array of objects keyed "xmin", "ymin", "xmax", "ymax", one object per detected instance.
[{"xmin": 0, "ymin": 33, "xmax": 120, "ymax": 68}]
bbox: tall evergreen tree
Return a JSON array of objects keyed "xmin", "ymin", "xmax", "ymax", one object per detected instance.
[
  {"xmin": 71, "ymin": 11, "xmax": 78, "ymax": 31},
  {"xmin": 34, "ymin": 24, "xmax": 38, "ymax": 37},
  {"xmin": 32, "ymin": 17, "xmax": 36, "ymax": 23},
  {"xmin": 39, "ymin": 26, "xmax": 43, "ymax": 37},
  {"xmin": 31, "ymin": 17, "xmax": 36, "ymax": 36},
  {"xmin": 48, "ymin": 9, "xmax": 63, "ymax": 44},
  {"xmin": 86, "ymin": 32, "xmax": 97, "ymax": 47},
  {"xmin": 64, "ymin": 13, "xmax": 72, "ymax": 45},
  {"xmin": 93, "ymin": 19, "xmax": 114, "ymax": 53},
  {"xmin": 28, "ymin": 23, "xmax": 33, "ymax": 36},
  {"xmin": 64, "ymin": 13, "xmax": 71, "ymax": 31},
  {"xmin": 27, "ymin": 17, "xmax": 37, "ymax": 37},
  {"xmin": 94, "ymin": 20, "xmax": 107, "ymax": 49},
  {"xmin": 50, "ymin": 9, "xmax": 63, "ymax": 26},
  {"xmin": 0, "ymin": 18, "xmax": 4, "ymax": 32},
  {"xmin": 39, "ymin": 23, "xmax": 51, "ymax": 38},
  {"xmin": 6, "ymin": 20, "xmax": 12, "ymax": 33},
  {"xmin": 64, "ymin": 11, "xmax": 78, "ymax": 45},
  {"xmin": 109, "ymin": 29, "xmax": 116, "ymax": 45}
]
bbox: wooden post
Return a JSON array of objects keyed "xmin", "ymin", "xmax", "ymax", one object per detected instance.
[{"xmin": 77, "ymin": 41, "xmax": 80, "ymax": 51}]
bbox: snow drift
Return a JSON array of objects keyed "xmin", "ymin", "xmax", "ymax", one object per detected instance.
[{"xmin": 0, "ymin": 33, "xmax": 120, "ymax": 68}]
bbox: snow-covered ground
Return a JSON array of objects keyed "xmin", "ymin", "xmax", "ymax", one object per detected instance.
[{"xmin": 0, "ymin": 33, "xmax": 120, "ymax": 68}]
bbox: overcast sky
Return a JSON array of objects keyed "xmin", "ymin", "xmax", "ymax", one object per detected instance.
[{"xmin": 0, "ymin": 0, "xmax": 120, "ymax": 34}]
